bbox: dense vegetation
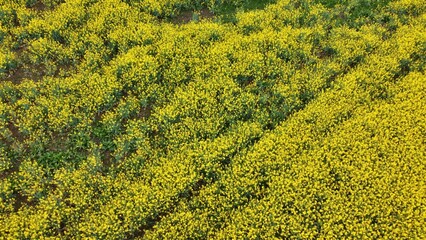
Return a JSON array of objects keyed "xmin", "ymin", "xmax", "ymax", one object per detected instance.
[{"xmin": 0, "ymin": 0, "xmax": 425, "ymax": 238}]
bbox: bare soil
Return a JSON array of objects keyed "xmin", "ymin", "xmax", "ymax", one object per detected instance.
[{"xmin": 172, "ymin": 8, "xmax": 215, "ymax": 24}]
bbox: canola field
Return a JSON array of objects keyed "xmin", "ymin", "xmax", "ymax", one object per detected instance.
[{"xmin": 0, "ymin": 0, "xmax": 425, "ymax": 238}]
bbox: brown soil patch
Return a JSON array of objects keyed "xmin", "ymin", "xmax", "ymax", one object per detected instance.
[
  {"xmin": 7, "ymin": 121, "xmax": 23, "ymax": 141},
  {"xmin": 172, "ymin": 8, "xmax": 215, "ymax": 24},
  {"xmin": 48, "ymin": 132, "xmax": 69, "ymax": 152},
  {"xmin": 0, "ymin": 122, "xmax": 25, "ymax": 180},
  {"xmin": 4, "ymin": 62, "xmax": 75, "ymax": 85},
  {"xmin": 5, "ymin": 65, "xmax": 45, "ymax": 84},
  {"xmin": 3, "ymin": 44, "xmax": 76, "ymax": 84},
  {"xmin": 199, "ymin": 8, "xmax": 215, "ymax": 20},
  {"xmin": 14, "ymin": 191, "xmax": 37, "ymax": 211},
  {"xmin": 138, "ymin": 105, "xmax": 152, "ymax": 119},
  {"xmin": 31, "ymin": 1, "xmax": 47, "ymax": 11},
  {"xmin": 2, "ymin": 45, "xmax": 43, "ymax": 84}
]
